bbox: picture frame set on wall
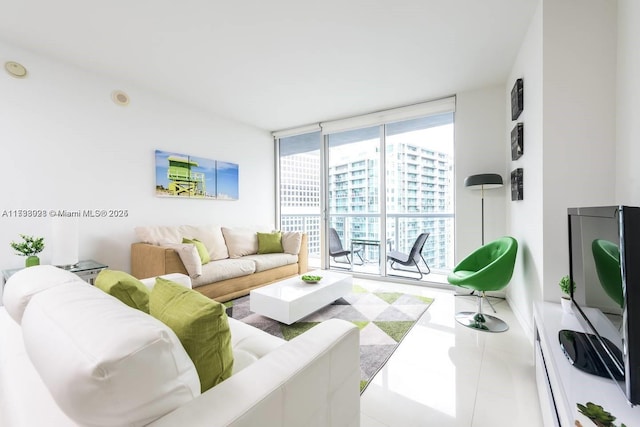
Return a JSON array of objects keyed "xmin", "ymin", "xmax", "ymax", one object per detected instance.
[{"xmin": 510, "ymin": 78, "xmax": 524, "ymax": 200}]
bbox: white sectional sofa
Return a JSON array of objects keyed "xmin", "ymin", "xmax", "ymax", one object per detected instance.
[
  {"xmin": 131, "ymin": 225, "xmax": 308, "ymax": 302},
  {"xmin": 0, "ymin": 266, "xmax": 360, "ymax": 427}
]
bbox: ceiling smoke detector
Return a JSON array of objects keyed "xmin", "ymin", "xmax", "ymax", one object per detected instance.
[
  {"xmin": 5, "ymin": 61, "xmax": 28, "ymax": 78},
  {"xmin": 111, "ymin": 90, "xmax": 130, "ymax": 106}
]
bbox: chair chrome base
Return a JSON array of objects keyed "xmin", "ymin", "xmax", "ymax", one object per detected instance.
[{"xmin": 455, "ymin": 311, "xmax": 509, "ymax": 332}]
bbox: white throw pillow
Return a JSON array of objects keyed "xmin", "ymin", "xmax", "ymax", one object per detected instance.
[
  {"xmin": 162, "ymin": 243, "xmax": 203, "ymax": 278},
  {"xmin": 21, "ymin": 282, "xmax": 200, "ymax": 427},
  {"xmin": 282, "ymin": 231, "xmax": 303, "ymax": 255},
  {"xmin": 2, "ymin": 265, "xmax": 81, "ymax": 324},
  {"xmin": 179, "ymin": 225, "xmax": 229, "ymax": 261},
  {"xmin": 221, "ymin": 227, "xmax": 260, "ymax": 258}
]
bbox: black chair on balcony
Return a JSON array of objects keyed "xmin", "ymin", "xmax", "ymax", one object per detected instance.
[
  {"xmin": 329, "ymin": 228, "xmax": 364, "ymax": 266},
  {"xmin": 387, "ymin": 232, "xmax": 431, "ymax": 280}
]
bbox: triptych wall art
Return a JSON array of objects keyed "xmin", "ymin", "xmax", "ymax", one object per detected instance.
[
  {"xmin": 510, "ymin": 78, "xmax": 524, "ymax": 201},
  {"xmin": 155, "ymin": 150, "xmax": 239, "ymax": 200}
]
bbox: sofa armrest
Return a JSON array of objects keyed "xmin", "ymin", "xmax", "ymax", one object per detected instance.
[
  {"xmin": 298, "ymin": 233, "xmax": 309, "ymax": 274},
  {"xmin": 131, "ymin": 243, "xmax": 188, "ymax": 279},
  {"xmin": 149, "ymin": 319, "xmax": 360, "ymax": 427}
]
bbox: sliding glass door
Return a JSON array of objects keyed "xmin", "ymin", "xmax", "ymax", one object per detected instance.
[
  {"xmin": 327, "ymin": 126, "xmax": 381, "ymax": 274},
  {"xmin": 276, "ymin": 98, "xmax": 455, "ymax": 279},
  {"xmin": 384, "ymin": 114, "xmax": 454, "ymax": 279}
]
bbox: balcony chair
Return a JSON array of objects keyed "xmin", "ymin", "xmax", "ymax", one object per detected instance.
[
  {"xmin": 447, "ymin": 236, "xmax": 518, "ymax": 332},
  {"xmin": 329, "ymin": 228, "xmax": 364, "ymax": 266},
  {"xmin": 387, "ymin": 232, "xmax": 431, "ymax": 280}
]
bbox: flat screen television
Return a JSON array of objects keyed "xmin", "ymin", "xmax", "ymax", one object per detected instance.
[{"xmin": 561, "ymin": 205, "xmax": 640, "ymax": 406}]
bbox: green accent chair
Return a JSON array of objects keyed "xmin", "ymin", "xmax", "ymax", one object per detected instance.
[
  {"xmin": 592, "ymin": 239, "xmax": 624, "ymax": 308},
  {"xmin": 447, "ymin": 236, "xmax": 518, "ymax": 332}
]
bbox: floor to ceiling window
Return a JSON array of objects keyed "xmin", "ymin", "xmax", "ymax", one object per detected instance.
[
  {"xmin": 327, "ymin": 126, "xmax": 381, "ymax": 273},
  {"xmin": 384, "ymin": 114, "xmax": 454, "ymax": 279},
  {"xmin": 276, "ymin": 97, "xmax": 455, "ymax": 280},
  {"xmin": 277, "ymin": 131, "xmax": 322, "ymax": 265}
]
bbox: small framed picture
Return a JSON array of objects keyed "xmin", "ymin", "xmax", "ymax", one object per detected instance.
[
  {"xmin": 511, "ymin": 78, "xmax": 524, "ymax": 120},
  {"xmin": 511, "ymin": 123, "xmax": 524, "ymax": 160},
  {"xmin": 511, "ymin": 168, "xmax": 523, "ymax": 201}
]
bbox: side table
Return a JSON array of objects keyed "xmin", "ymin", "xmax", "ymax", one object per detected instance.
[{"xmin": 2, "ymin": 259, "xmax": 108, "ymax": 285}]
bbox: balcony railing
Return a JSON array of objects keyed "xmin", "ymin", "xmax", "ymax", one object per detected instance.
[{"xmin": 280, "ymin": 212, "xmax": 454, "ymax": 272}]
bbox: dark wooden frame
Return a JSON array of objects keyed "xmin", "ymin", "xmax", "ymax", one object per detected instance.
[
  {"xmin": 511, "ymin": 78, "xmax": 524, "ymax": 120},
  {"xmin": 511, "ymin": 123, "xmax": 524, "ymax": 160}
]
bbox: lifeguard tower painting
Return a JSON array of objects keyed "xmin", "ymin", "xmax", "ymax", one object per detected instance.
[{"xmin": 155, "ymin": 150, "xmax": 239, "ymax": 200}]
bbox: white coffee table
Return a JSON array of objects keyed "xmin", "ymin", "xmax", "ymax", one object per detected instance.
[{"xmin": 250, "ymin": 270, "xmax": 352, "ymax": 325}]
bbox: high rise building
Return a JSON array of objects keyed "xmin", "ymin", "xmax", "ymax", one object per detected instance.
[{"xmin": 280, "ymin": 140, "xmax": 453, "ymax": 272}]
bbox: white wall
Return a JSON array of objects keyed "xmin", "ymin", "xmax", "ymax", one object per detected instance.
[
  {"xmin": 541, "ymin": 0, "xmax": 617, "ymax": 303},
  {"xmin": 617, "ymin": 0, "xmax": 640, "ymax": 203},
  {"xmin": 454, "ymin": 86, "xmax": 508, "ymax": 261},
  {"xmin": 0, "ymin": 42, "xmax": 273, "ymax": 273},
  {"xmin": 505, "ymin": 2, "xmax": 544, "ymax": 332},
  {"xmin": 506, "ymin": 0, "xmax": 617, "ymax": 332}
]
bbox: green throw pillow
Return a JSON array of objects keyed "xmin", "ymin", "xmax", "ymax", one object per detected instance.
[
  {"xmin": 94, "ymin": 269, "xmax": 150, "ymax": 313},
  {"xmin": 150, "ymin": 277, "xmax": 233, "ymax": 392},
  {"xmin": 257, "ymin": 231, "xmax": 283, "ymax": 254},
  {"xmin": 182, "ymin": 237, "xmax": 210, "ymax": 265}
]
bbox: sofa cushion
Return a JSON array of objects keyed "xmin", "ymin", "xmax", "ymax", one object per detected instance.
[
  {"xmin": 227, "ymin": 317, "xmax": 284, "ymax": 373},
  {"xmin": 95, "ymin": 269, "xmax": 150, "ymax": 313},
  {"xmin": 135, "ymin": 225, "xmax": 183, "ymax": 245},
  {"xmin": 242, "ymin": 253, "xmax": 299, "ymax": 273},
  {"xmin": 257, "ymin": 231, "xmax": 283, "ymax": 254},
  {"xmin": 221, "ymin": 227, "xmax": 259, "ymax": 258},
  {"xmin": 21, "ymin": 281, "xmax": 200, "ymax": 427},
  {"xmin": 135, "ymin": 225, "xmax": 230, "ymax": 261},
  {"xmin": 162, "ymin": 243, "xmax": 203, "ymax": 278},
  {"xmin": 150, "ymin": 277, "xmax": 234, "ymax": 392},
  {"xmin": 182, "ymin": 238, "xmax": 211, "ymax": 265},
  {"xmin": 2, "ymin": 265, "xmax": 80, "ymax": 324},
  {"xmin": 179, "ymin": 225, "xmax": 229, "ymax": 261},
  {"xmin": 282, "ymin": 231, "xmax": 303, "ymax": 255},
  {"xmin": 191, "ymin": 258, "xmax": 257, "ymax": 288}
]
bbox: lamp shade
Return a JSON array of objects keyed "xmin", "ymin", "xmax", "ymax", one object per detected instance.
[
  {"xmin": 51, "ymin": 217, "xmax": 79, "ymax": 268},
  {"xmin": 464, "ymin": 173, "xmax": 504, "ymax": 190}
]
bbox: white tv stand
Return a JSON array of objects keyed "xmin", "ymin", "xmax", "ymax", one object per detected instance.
[{"xmin": 534, "ymin": 301, "xmax": 640, "ymax": 426}]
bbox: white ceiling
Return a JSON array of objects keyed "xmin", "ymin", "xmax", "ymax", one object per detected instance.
[{"xmin": 0, "ymin": 0, "xmax": 538, "ymax": 131}]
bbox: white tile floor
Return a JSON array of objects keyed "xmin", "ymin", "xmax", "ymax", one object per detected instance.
[{"xmin": 358, "ymin": 278, "xmax": 544, "ymax": 427}]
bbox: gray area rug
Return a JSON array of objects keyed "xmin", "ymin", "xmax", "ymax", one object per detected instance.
[{"xmin": 226, "ymin": 282, "xmax": 433, "ymax": 393}]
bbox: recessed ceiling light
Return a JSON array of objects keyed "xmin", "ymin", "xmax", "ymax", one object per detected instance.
[
  {"xmin": 5, "ymin": 61, "xmax": 27, "ymax": 78},
  {"xmin": 111, "ymin": 90, "xmax": 130, "ymax": 106}
]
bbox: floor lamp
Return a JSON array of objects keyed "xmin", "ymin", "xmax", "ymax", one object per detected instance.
[
  {"xmin": 464, "ymin": 173, "xmax": 504, "ymax": 245},
  {"xmin": 459, "ymin": 173, "xmax": 504, "ymax": 301}
]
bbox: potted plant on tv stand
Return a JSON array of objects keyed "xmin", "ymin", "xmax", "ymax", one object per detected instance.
[
  {"xmin": 10, "ymin": 234, "xmax": 45, "ymax": 268},
  {"xmin": 559, "ymin": 275, "xmax": 576, "ymax": 313}
]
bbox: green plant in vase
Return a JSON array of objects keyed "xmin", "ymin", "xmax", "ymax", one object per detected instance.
[
  {"xmin": 559, "ymin": 275, "xmax": 576, "ymax": 312},
  {"xmin": 577, "ymin": 402, "xmax": 626, "ymax": 427},
  {"xmin": 10, "ymin": 234, "xmax": 45, "ymax": 267}
]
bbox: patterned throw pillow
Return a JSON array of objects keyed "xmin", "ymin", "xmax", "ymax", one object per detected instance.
[{"xmin": 150, "ymin": 277, "xmax": 234, "ymax": 392}]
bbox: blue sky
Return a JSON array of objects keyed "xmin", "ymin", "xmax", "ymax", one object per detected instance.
[{"xmin": 216, "ymin": 161, "xmax": 239, "ymax": 199}]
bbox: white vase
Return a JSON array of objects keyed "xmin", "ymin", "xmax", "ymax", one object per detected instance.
[{"xmin": 561, "ymin": 297, "xmax": 573, "ymax": 313}]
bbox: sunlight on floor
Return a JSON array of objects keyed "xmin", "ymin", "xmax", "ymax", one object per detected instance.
[{"xmin": 356, "ymin": 278, "xmax": 543, "ymax": 427}]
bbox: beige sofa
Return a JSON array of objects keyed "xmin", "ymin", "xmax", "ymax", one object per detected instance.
[{"xmin": 131, "ymin": 225, "xmax": 308, "ymax": 302}]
